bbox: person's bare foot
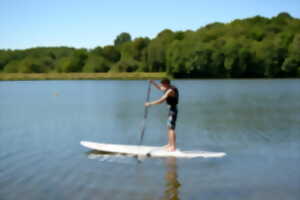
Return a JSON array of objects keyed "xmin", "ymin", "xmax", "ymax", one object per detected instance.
[
  {"xmin": 163, "ymin": 144, "xmax": 170, "ymax": 150},
  {"xmin": 167, "ymin": 146, "xmax": 176, "ymax": 152}
]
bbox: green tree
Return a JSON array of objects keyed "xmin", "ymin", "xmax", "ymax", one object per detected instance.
[
  {"xmin": 0, "ymin": 50, "xmax": 11, "ymax": 71},
  {"xmin": 18, "ymin": 57, "xmax": 44, "ymax": 73},
  {"xmin": 3, "ymin": 60, "xmax": 20, "ymax": 73},
  {"xmin": 83, "ymin": 55, "xmax": 110, "ymax": 72},
  {"xmin": 186, "ymin": 47, "xmax": 213, "ymax": 77},
  {"xmin": 89, "ymin": 46, "xmax": 103, "ymax": 56},
  {"xmin": 55, "ymin": 49, "xmax": 87, "ymax": 72},
  {"xmin": 281, "ymin": 34, "xmax": 300, "ymax": 77},
  {"xmin": 101, "ymin": 45, "xmax": 121, "ymax": 63},
  {"xmin": 114, "ymin": 32, "xmax": 132, "ymax": 46},
  {"xmin": 146, "ymin": 29, "xmax": 175, "ymax": 72},
  {"xmin": 110, "ymin": 59, "xmax": 140, "ymax": 72},
  {"xmin": 131, "ymin": 37, "xmax": 150, "ymax": 61}
]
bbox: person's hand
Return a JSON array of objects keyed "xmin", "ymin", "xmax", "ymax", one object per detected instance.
[{"xmin": 145, "ymin": 102, "xmax": 151, "ymax": 107}]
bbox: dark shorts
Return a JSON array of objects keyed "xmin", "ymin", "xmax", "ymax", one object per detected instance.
[{"xmin": 167, "ymin": 106, "xmax": 178, "ymax": 130}]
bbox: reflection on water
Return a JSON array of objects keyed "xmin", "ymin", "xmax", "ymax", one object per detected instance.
[
  {"xmin": 85, "ymin": 150, "xmax": 181, "ymax": 200},
  {"xmin": 86, "ymin": 150, "xmax": 139, "ymax": 164},
  {"xmin": 163, "ymin": 158, "xmax": 181, "ymax": 200}
]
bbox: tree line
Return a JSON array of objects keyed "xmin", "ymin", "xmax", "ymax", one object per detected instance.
[{"xmin": 0, "ymin": 12, "xmax": 299, "ymax": 78}]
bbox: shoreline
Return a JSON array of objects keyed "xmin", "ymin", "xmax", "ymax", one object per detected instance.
[
  {"xmin": 0, "ymin": 73, "xmax": 299, "ymax": 81},
  {"xmin": 0, "ymin": 72, "xmax": 168, "ymax": 81}
]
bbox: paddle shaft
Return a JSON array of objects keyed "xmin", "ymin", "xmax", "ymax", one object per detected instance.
[{"xmin": 139, "ymin": 81, "xmax": 151, "ymax": 145}]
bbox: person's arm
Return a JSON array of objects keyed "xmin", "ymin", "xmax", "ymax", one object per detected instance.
[
  {"xmin": 150, "ymin": 80, "xmax": 164, "ymax": 91},
  {"xmin": 145, "ymin": 89, "xmax": 172, "ymax": 107}
]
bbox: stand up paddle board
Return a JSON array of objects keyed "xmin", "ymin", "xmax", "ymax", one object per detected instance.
[{"xmin": 80, "ymin": 141, "xmax": 226, "ymax": 158}]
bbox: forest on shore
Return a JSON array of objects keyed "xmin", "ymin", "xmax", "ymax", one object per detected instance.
[{"xmin": 0, "ymin": 12, "xmax": 299, "ymax": 78}]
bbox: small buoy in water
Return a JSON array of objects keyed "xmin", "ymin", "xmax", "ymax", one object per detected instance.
[{"xmin": 53, "ymin": 92, "xmax": 59, "ymax": 96}]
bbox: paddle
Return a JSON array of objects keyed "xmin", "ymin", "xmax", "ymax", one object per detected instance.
[{"xmin": 139, "ymin": 80, "xmax": 151, "ymax": 145}]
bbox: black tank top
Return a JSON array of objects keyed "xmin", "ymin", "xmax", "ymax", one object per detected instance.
[{"xmin": 165, "ymin": 86, "xmax": 179, "ymax": 107}]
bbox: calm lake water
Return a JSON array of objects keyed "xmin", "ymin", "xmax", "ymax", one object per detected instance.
[{"xmin": 0, "ymin": 79, "xmax": 299, "ymax": 200}]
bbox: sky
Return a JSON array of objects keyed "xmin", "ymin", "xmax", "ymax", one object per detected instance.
[{"xmin": 1, "ymin": 0, "xmax": 300, "ymax": 50}]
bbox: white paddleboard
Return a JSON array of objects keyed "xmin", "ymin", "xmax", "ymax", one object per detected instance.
[{"xmin": 80, "ymin": 141, "xmax": 226, "ymax": 158}]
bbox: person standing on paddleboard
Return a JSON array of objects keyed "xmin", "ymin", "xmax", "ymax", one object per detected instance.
[{"xmin": 145, "ymin": 78, "xmax": 179, "ymax": 151}]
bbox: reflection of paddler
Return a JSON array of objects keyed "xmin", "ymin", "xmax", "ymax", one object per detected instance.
[{"xmin": 162, "ymin": 157, "xmax": 181, "ymax": 200}]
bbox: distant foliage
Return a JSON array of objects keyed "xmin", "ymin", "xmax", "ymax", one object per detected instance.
[
  {"xmin": 1, "ymin": 12, "xmax": 300, "ymax": 78},
  {"xmin": 83, "ymin": 55, "xmax": 110, "ymax": 72},
  {"xmin": 114, "ymin": 32, "xmax": 132, "ymax": 46}
]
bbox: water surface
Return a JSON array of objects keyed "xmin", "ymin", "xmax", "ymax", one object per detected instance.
[{"xmin": 0, "ymin": 80, "xmax": 299, "ymax": 200}]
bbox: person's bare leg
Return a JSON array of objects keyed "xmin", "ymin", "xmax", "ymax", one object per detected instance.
[
  {"xmin": 163, "ymin": 131, "xmax": 171, "ymax": 149},
  {"xmin": 168, "ymin": 128, "xmax": 176, "ymax": 151},
  {"xmin": 162, "ymin": 132, "xmax": 170, "ymax": 149}
]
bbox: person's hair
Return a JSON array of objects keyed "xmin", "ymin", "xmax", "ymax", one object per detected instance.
[{"xmin": 160, "ymin": 78, "xmax": 171, "ymax": 85}]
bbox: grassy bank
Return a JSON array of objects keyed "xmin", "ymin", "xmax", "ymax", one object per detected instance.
[{"xmin": 0, "ymin": 72, "xmax": 168, "ymax": 81}]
